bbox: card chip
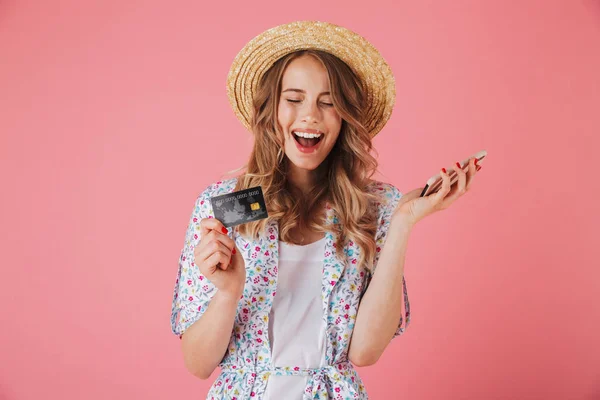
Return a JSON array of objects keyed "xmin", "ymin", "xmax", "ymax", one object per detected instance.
[{"xmin": 250, "ymin": 202, "xmax": 260, "ymax": 211}]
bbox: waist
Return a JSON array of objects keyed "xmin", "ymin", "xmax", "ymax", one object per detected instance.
[{"xmin": 220, "ymin": 359, "xmax": 352, "ymax": 377}]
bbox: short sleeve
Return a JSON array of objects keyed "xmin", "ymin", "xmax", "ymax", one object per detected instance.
[
  {"xmin": 170, "ymin": 187, "xmax": 218, "ymax": 339},
  {"xmin": 370, "ymin": 182, "xmax": 411, "ymax": 338}
]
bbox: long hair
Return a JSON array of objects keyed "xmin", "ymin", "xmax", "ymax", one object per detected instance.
[{"xmin": 223, "ymin": 49, "xmax": 384, "ymax": 272}]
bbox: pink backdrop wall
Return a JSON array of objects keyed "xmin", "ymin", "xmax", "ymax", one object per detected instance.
[{"xmin": 1, "ymin": 0, "xmax": 598, "ymax": 399}]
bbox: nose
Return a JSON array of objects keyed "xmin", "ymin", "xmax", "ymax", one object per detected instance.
[{"xmin": 301, "ymin": 101, "xmax": 321, "ymax": 124}]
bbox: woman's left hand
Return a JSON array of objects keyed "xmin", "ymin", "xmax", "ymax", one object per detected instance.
[{"xmin": 393, "ymin": 157, "xmax": 481, "ymax": 226}]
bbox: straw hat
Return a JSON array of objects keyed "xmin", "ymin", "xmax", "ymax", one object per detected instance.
[{"xmin": 226, "ymin": 20, "xmax": 396, "ymax": 138}]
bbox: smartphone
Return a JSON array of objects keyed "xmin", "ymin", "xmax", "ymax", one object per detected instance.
[{"xmin": 419, "ymin": 150, "xmax": 487, "ymax": 197}]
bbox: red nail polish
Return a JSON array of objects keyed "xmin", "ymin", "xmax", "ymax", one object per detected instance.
[
  {"xmin": 442, "ymin": 168, "xmax": 446, "ymax": 173},
  {"xmin": 474, "ymin": 158, "xmax": 479, "ymax": 165},
  {"xmin": 455, "ymin": 162, "xmax": 461, "ymax": 169},
  {"xmin": 221, "ymin": 227, "xmax": 228, "ymax": 234},
  {"xmin": 232, "ymin": 247, "xmax": 236, "ymax": 254},
  {"xmin": 476, "ymin": 165, "xmax": 481, "ymax": 171}
]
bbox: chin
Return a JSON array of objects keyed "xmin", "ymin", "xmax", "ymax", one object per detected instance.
[{"xmin": 288, "ymin": 158, "xmax": 322, "ymax": 171}]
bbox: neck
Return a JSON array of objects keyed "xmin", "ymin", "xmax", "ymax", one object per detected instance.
[{"xmin": 286, "ymin": 159, "xmax": 328, "ymax": 195}]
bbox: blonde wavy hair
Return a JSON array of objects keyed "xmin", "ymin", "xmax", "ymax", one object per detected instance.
[{"xmin": 223, "ymin": 49, "xmax": 385, "ymax": 272}]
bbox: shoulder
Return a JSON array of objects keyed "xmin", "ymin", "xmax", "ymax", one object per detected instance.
[
  {"xmin": 199, "ymin": 176, "xmax": 239, "ymax": 198},
  {"xmin": 366, "ymin": 179, "xmax": 403, "ymax": 215},
  {"xmin": 366, "ymin": 180, "xmax": 403, "ymax": 243}
]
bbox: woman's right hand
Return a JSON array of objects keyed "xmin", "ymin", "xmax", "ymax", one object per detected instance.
[{"xmin": 194, "ymin": 218, "xmax": 246, "ymax": 300}]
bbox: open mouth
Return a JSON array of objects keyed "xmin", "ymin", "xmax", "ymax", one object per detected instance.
[{"xmin": 293, "ymin": 132, "xmax": 323, "ymax": 148}]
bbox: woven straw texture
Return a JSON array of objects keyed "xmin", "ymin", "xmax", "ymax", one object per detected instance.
[{"xmin": 226, "ymin": 20, "xmax": 396, "ymax": 138}]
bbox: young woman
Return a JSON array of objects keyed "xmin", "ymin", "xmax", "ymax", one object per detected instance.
[{"xmin": 171, "ymin": 21, "xmax": 481, "ymax": 400}]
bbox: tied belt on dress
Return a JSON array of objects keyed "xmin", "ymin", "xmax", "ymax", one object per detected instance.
[{"xmin": 220, "ymin": 359, "xmax": 355, "ymax": 399}]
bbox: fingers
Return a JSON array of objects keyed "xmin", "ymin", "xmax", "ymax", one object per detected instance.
[
  {"xmin": 199, "ymin": 218, "xmax": 235, "ymax": 255},
  {"xmin": 442, "ymin": 158, "xmax": 479, "ymax": 204},
  {"xmin": 434, "ymin": 167, "xmax": 452, "ymax": 203},
  {"xmin": 442, "ymin": 160, "xmax": 467, "ymax": 201},
  {"xmin": 196, "ymin": 220, "xmax": 236, "ymax": 273},
  {"xmin": 430, "ymin": 157, "xmax": 481, "ymax": 206},
  {"xmin": 200, "ymin": 217, "xmax": 229, "ymax": 237},
  {"xmin": 218, "ymin": 242, "xmax": 240, "ymax": 272},
  {"xmin": 205, "ymin": 250, "xmax": 232, "ymax": 273},
  {"xmin": 196, "ymin": 230, "xmax": 235, "ymax": 265},
  {"xmin": 454, "ymin": 160, "xmax": 467, "ymax": 194},
  {"xmin": 465, "ymin": 157, "xmax": 477, "ymax": 190}
]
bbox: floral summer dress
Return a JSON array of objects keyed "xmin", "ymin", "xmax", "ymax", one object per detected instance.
[{"xmin": 170, "ymin": 177, "xmax": 411, "ymax": 399}]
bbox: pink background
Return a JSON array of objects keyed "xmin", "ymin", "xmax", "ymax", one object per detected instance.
[{"xmin": 1, "ymin": 0, "xmax": 598, "ymax": 399}]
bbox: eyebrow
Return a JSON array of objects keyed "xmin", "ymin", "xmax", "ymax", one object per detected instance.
[{"xmin": 282, "ymin": 88, "xmax": 331, "ymax": 95}]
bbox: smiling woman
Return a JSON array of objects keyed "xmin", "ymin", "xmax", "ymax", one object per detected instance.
[
  {"xmin": 171, "ymin": 21, "xmax": 411, "ymax": 400},
  {"xmin": 278, "ymin": 54, "xmax": 342, "ymax": 165}
]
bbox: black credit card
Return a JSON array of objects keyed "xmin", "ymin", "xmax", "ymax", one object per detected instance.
[{"xmin": 209, "ymin": 186, "xmax": 269, "ymax": 228}]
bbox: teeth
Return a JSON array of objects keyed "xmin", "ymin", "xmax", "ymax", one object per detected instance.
[{"xmin": 293, "ymin": 131, "xmax": 322, "ymax": 139}]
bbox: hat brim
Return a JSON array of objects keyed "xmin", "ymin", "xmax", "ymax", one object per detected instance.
[{"xmin": 226, "ymin": 20, "xmax": 396, "ymax": 138}]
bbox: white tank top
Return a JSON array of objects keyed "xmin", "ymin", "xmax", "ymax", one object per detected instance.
[{"xmin": 264, "ymin": 236, "xmax": 328, "ymax": 399}]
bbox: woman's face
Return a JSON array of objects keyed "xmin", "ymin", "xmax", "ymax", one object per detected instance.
[{"xmin": 278, "ymin": 55, "xmax": 342, "ymax": 172}]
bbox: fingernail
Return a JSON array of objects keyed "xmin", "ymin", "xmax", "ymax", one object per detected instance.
[
  {"xmin": 221, "ymin": 227, "xmax": 228, "ymax": 234},
  {"xmin": 455, "ymin": 162, "xmax": 461, "ymax": 169},
  {"xmin": 442, "ymin": 168, "xmax": 446, "ymax": 173},
  {"xmin": 232, "ymin": 247, "xmax": 236, "ymax": 254},
  {"xmin": 474, "ymin": 158, "xmax": 479, "ymax": 165},
  {"xmin": 476, "ymin": 165, "xmax": 481, "ymax": 171}
]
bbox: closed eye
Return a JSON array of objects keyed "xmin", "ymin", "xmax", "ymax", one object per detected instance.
[{"xmin": 286, "ymin": 99, "xmax": 334, "ymax": 107}]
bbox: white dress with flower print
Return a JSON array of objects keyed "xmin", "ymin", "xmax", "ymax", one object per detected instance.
[{"xmin": 171, "ymin": 177, "xmax": 411, "ymax": 399}]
